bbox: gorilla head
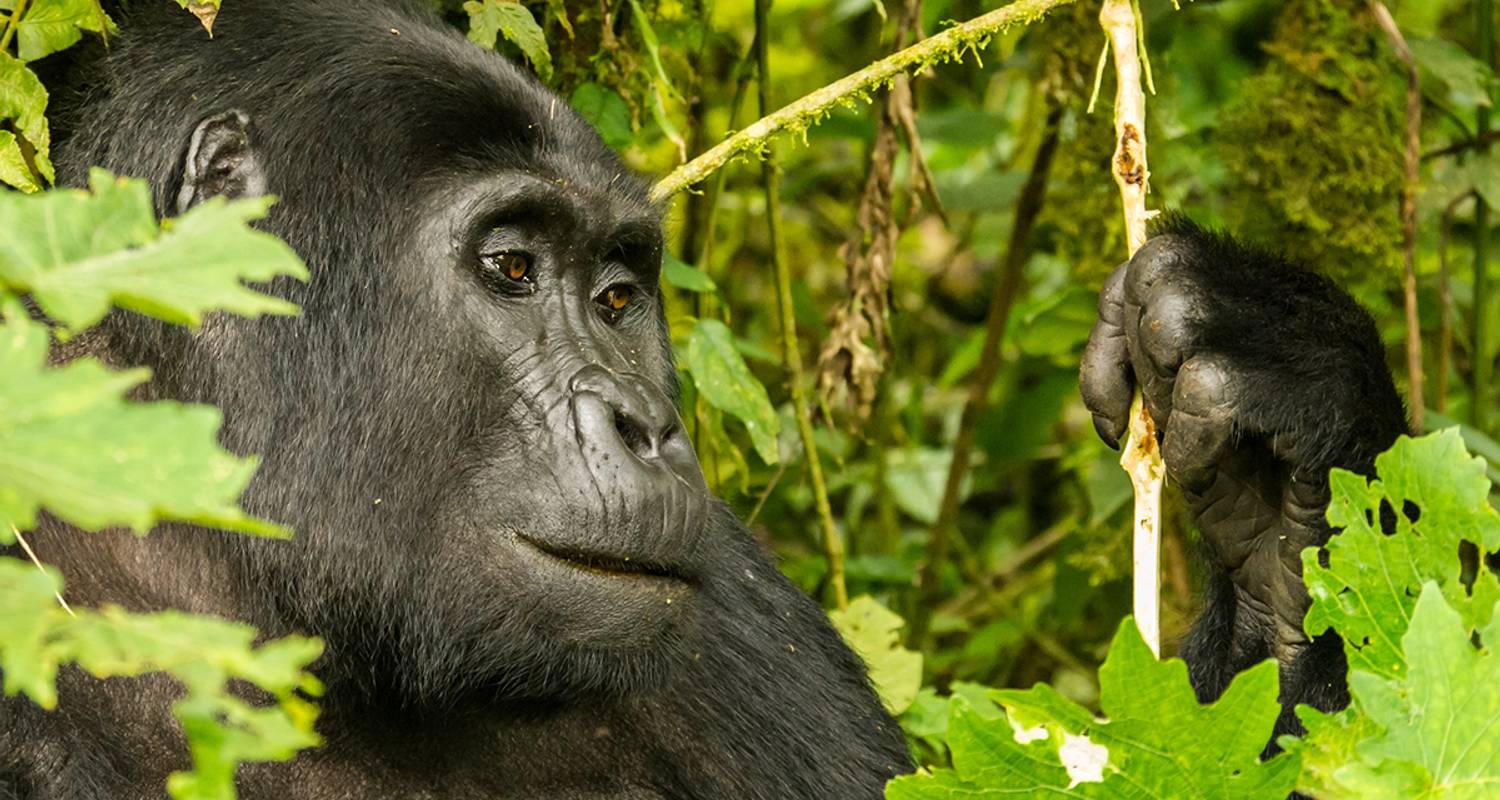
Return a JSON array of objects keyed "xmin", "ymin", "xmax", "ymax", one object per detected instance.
[{"xmin": 51, "ymin": 0, "xmax": 722, "ymax": 705}]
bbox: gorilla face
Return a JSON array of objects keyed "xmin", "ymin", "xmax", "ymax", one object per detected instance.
[
  {"xmin": 411, "ymin": 171, "xmax": 712, "ymax": 660},
  {"xmin": 70, "ymin": 16, "xmax": 727, "ymax": 705}
]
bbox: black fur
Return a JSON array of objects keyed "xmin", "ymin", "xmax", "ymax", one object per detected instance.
[
  {"xmin": 1081, "ymin": 215, "xmax": 1409, "ymax": 748},
  {"xmin": 0, "ymin": 2, "xmax": 910, "ymax": 797}
]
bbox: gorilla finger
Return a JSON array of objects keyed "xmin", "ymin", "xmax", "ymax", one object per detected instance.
[
  {"xmin": 1123, "ymin": 233, "xmax": 1197, "ymax": 307},
  {"xmin": 1081, "ymin": 318, "xmax": 1132, "ymax": 448},
  {"xmin": 1161, "ymin": 355, "xmax": 1236, "ymax": 493},
  {"xmin": 1136, "ymin": 280, "xmax": 1205, "ymax": 376}
]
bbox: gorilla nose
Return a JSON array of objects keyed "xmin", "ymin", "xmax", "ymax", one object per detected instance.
[{"xmin": 569, "ymin": 365, "xmax": 698, "ymax": 478}]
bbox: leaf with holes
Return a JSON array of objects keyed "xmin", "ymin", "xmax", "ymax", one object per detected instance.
[
  {"xmin": 887, "ymin": 617, "xmax": 1299, "ymax": 799},
  {"xmin": 1302, "ymin": 430, "xmax": 1500, "ymax": 682},
  {"xmin": 685, "ymin": 319, "xmax": 780, "ymax": 465}
]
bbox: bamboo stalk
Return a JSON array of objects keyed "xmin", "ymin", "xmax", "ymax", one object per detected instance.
[{"xmin": 1100, "ymin": 0, "xmax": 1164, "ymax": 658}]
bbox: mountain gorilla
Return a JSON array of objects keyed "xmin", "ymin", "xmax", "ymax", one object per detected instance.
[
  {"xmin": 0, "ymin": 0, "xmax": 1412, "ymax": 796},
  {"xmin": 1, "ymin": 1, "xmax": 911, "ymax": 797}
]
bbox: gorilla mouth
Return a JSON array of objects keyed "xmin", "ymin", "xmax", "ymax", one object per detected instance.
[{"xmin": 518, "ymin": 535, "xmax": 686, "ymax": 582}]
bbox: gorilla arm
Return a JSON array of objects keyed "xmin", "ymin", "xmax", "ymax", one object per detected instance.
[{"xmin": 1080, "ymin": 217, "xmax": 1408, "ymax": 738}]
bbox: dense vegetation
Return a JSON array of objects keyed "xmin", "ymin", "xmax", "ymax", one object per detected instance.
[{"xmin": 1, "ymin": 0, "xmax": 1497, "ymax": 796}]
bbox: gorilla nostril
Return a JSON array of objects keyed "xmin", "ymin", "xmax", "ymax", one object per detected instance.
[{"xmin": 612, "ymin": 407, "xmax": 655, "ymax": 457}]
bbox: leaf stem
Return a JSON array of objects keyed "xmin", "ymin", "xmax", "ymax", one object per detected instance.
[
  {"xmin": 0, "ymin": 0, "xmax": 29, "ymax": 53},
  {"xmin": 755, "ymin": 0, "xmax": 847, "ymax": 610}
]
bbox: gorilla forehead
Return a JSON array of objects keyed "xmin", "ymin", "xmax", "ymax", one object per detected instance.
[{"xmin": 94, "ymin": 0, "xmax": 651, "ymax": 220}]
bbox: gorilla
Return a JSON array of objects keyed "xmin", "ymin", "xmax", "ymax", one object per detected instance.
[
  {"xmin": 0, "ymin": 0, "xmax": 1416, "ymax": 796},
  {"xmin": 1, "ymin": 1, "xmax": 910, "ymax": 797},
  {"xmin": 1081, "ymin": 218, "xmax": 1408, "ymax": 746}
]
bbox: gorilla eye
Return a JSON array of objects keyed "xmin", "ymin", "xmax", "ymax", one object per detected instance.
[
  {"xmin": 481, "ymin": 252, "xmax": 533, "ymax": 286},
  {"xmin": 596, "ymin": 284, "xmax": 634, "ymax": 323}
]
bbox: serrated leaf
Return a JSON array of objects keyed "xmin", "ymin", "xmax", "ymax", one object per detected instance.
[
  {"xmin": 0, "ymin": 168, "xmax": 309, "ymax": 330},
  {"xmin": 570, "ymin": 82, "xmax": 633, "ymax": 150},
  {"xmin": 0, "ymin": 558, "xmax": 322, "ymax": 799},
  {"xmin": 663, "ymin": 252, "xmax": 717, "ymax": 293},
  {"xmin": 0, "ymin": 53, "xmax": 54, "ymax": 186},
  {"xmin": 14, "ymin": 0, "xmax": 113, "ymax": 62},
  {"xmin": 887, "ymin": 618, "xmax": 1299, "ymax": 799},
  {"xmin": 830, "ymin": 595, "xmax": 922, "ymax": 715},
  {"xmin": 685, "ymin": 318, "xmax": 781, "ymax": 465},
  {"xmin": 1298, "ymin": 586, "xmax": 1500, "ymax": 800},
  {"xmin": 0, "ymin": 306, "xmax": 286, "ymax": 538},
  {"xmin": 1303, "ymin": 430, "xmax": 1500, "ymax": 681},
  {"xmin": 464, "ymin": 0, "xmax": 552, "ymax": 81}
]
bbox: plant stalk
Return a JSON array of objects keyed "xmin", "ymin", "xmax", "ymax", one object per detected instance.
[{"xmin": 755, "ymin": 0, "xmax": 847, "ymax": 610}]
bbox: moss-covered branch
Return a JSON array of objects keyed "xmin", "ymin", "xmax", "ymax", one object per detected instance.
[{"xmin": 649, "ymin": 0, "xmax": 1079, "ymax": 204}]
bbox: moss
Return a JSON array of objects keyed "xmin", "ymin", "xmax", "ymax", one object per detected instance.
[{"xmin": 1216, "ymin": 0, "xmax": 1404, "ymax": 282}]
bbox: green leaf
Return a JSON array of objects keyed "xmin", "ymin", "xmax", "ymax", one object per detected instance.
[
  {"xmin": 570, "ymin": 82, "xmax": 633, "ymax": 150},
  {"xmin": 0, "ymin": 558, "xmax": 322, "ymax": 799},
  {"xmin": 0, "ymin": 130, "xmax": 40, "ymax": 193},
  {"xmin": 14, "ymin": 0, "xmax": 113, "ymax": 62},
  {"xmin": 1303, "ymin": 430, "xmax": 1500, "ymax": 681},
  {"xmin": 463, "ymin": 0, "xmax": 552, "ymax": 82},
  {"xmin": 1472, "ymin": 150, "xmax": 1500, "ymax": 212},
  {"xmin": 663, "ymin": 252, "xmax": 717, "ymax": 293},
  {"xmin": 1410, "ymin": 37, "xmax": 1494, "ymax": 110},
  {"xmin": 887, "ymin": 617, "xmax": 1299, "ymax": 799},
  {"xmin": 0, "ymin": 305, "xmax": 287, "ymax": 538},
  {"xmin": 829, "ymin": 595, "xmax": 922, "ymax": 715},
  {"xmin": 0, "ymin": 53, "xmax": 54, "ymax": 187},
  {"xmin": 684, "ymin": 318, "xmax": 780, "ymax": 465},
  {"xmin": 0, "ymin": 168, "xmax": 309, "ymax": 330},
  {"xmin": 1296, "ymin": 586, "xmax": 1500, "ymax": 799}
]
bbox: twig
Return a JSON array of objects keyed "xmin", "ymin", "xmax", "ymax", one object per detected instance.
[
  {"xmin": 755, "ymin": 0, "xmax": 847, "ymax": 611},
  {"xmin": 12, "ymin": 525, "xmax": 75, "ymax": 616},
  {"xmin": 1101, "ymin": 0, "xmax": 1164, "ymax": 658},
  {"xmin": 1370, "ymin": 1, "xmax": 1424, "ymax": 432},
  {"xmin": 650, "ymin": 0, "xmax": 1079, "ymax": 203},
  {"xmin": 911, "ymin": 105, "xmax": 1063, "ymax": 639},
  {"xmin": 1422, "ymin": 130, "xmax": 1500, "ymax": 161}
]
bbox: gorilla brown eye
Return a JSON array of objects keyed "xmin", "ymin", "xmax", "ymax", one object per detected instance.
[
  {"xmin": 482, "ymin": 252, "xmax": 532, "ymax": 284},
  {"xmin": 596, "ymin": 284, "xmax": 633, "ymax": 322}
]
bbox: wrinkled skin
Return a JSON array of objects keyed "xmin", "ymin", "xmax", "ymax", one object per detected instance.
[
  {"xmin": 1080, "ymin": 217, "xmax": 1408, "ymax": 742},
  {"xmin": 0, "ymin": 1, "xmax": 910, "ymax": 797}
]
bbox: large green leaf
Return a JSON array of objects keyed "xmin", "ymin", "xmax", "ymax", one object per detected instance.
[
  {"xmin": 570, "ymin": 81, "xmax": 633, "ymax": 150},
  {"xmin": 1293, "ymin": 586, "xmax": 1500, "ymax": 799},
  {"xmin": 1303, "ymin": 430, "xmax": 1500, "ymax": 682},
  {"xmin": 830, "ymin": 595, "xmax": 922, "ymax": 715},
  {"xmin": 887, "ymin": 618, "xmax": 1299, "ymax": 799},
  {"xmin": 1409, "ymin": 37, "xmax": 1494, "ymax": 111},
  {"xmin": 464, "ymin": 0, "xmax": 552, "ymax": 81},
  {"xmin": 0, "ymin": 52, "xmax": 53, "ymax": 189},
  {"xmin": 0, "ymin": 558, "xmax": 322, "ymax": 800},
  {"xmin": 0, "ymin": 305, "xmax": 286, "ymax": 539},
  {"xmin": 13, "ymin": 0, "xmax": 113, "ymax": 62},
  {"xmin": 0, "ymin": 168, "xmax": 308, "ymax": 330},
  {"xmin": 685, "ymin": 318, "xmax": 781, "ymax": 465}
]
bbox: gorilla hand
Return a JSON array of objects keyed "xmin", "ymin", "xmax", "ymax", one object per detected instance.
[{"xmin": 1079, "ymin": 218, "xmax": 1407, "ymax": 697}]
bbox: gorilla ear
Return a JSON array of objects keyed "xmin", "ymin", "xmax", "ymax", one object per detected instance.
[{"xmin": 175, "ymin": 110, "xmax": 267, "ymax": 214}]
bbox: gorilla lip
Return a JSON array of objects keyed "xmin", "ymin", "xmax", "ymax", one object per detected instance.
[{"xmin": 517, "ymin": 534, "xmax": 686, "ymax": 582}]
